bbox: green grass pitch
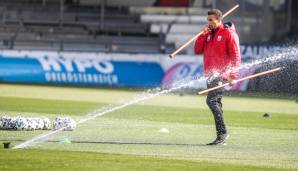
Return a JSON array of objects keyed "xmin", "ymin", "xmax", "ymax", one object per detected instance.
[{"xmin": 0, "ymin": 84, "xmax": 298, "ymax": 171}]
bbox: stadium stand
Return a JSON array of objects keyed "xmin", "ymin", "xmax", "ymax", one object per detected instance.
[
  {"xmin": 0, "ymin": 0, "xmax": 180, "ymax": 53},
  {"xmin": 0, "ymin": 0, "xmax": 292, "ymax": 53}
]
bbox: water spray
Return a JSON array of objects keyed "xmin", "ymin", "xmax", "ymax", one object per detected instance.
[
  {"xmin": 198, "ymin": 67, "xmax": 285, "ymax": 95},
  {"xmin": 13, "ymin": 77, "xmax": 205, "ymax": 149}
]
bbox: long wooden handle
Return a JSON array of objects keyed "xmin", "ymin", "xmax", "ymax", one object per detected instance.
[
  {"xmin": 197, "ymin": 67, "xmax": 284, "ymax": 95},
  {"xmin": 169, "ymin": 4, "xmax": 239, "ymax": 58}
]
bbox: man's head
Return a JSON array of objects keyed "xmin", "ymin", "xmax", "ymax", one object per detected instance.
[{"xmin": 207, "ymin": 9, "xmax": 222, "ymax": 30}]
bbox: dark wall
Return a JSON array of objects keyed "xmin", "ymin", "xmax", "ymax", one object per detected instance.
[
  {"xmin": 290, "ymin": 0, "xmax": 298, "ymax": 35},
  {"xmin": 248, "ymin": 60, "xmax": 298, "ymax": 94}
]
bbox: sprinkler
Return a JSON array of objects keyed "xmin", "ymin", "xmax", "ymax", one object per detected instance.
[
  {"xmin": 3, "ymin": 142, "xmax": 11, "ymax": 149},
  {"xmin": 263, "ymin": 113, "xmax": 272, "ymax": 118}
]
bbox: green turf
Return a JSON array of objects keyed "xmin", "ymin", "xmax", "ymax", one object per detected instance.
[
  {"xmin": 0, "ymin": 149, "xmax": 292, "ymax": 171},
  {"xmin": 0, "ymin": 96, "xmax": 104, "ymax": 115},
  {"xmin": 0, "ymin": 84, "xmax": 298, "ymax": 171},
  {"xmin": 1, "ymin": 96, "xmax": 297, "ymax": 130},
  {"xmin": 104, "ymin": 105, "xmax": 298, "ymax": 130},
  {"xmin": 1, "ymin": 84, "xmax": 297, "ymax": 115}
]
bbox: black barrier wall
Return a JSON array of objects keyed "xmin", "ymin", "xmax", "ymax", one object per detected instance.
[{"xmin": 248, "ymin": 60, "xmax": 298, "ymax": 94}]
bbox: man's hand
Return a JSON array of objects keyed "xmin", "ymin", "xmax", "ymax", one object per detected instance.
[
  {"xmin": 228, "ymin": 79, "xmax": 237, "ymax": 86},
  {"xmin": 217, "ymin": 79, "xmax": 236, "ymax": 87},
  {"xmin": 222, "ymin": 72, "xmax": 238, "ymax": 87},
  {"xmin": 202, "ymin": 25, "xmax": 211, "ymax": 35}
]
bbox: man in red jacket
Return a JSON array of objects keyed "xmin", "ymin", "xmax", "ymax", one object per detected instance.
[{"xmin": 194, "ymin": 9, "xmax": 241, "ymax": 145}]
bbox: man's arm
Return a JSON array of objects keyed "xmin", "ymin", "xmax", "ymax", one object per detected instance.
[
  {"xmin": 194, "ymin": 27, "xmax": 209, "ymax": 54},
  {"xmin": 226, "ymin": 30, "xmax": 241, "ymax": 80}
]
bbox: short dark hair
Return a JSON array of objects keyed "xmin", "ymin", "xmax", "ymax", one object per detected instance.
[{"xmin": 207, "ymin": 9, "xmax": 223, "ymax": 20}]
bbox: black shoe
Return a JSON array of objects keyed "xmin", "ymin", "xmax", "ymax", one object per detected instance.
[{"xmin": 206, "ymin": 134, "xmax": 229, "ymax": 146}]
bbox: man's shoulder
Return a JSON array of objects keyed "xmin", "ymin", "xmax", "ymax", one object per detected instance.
[
  {"xmin": 220, "ymin": 23, "xmax": 238, "ymax": 38},
  {"xmin": 218, "ymin": 27, "xmax": 232, "ymax": 38},
  {"xmin": 222, "ymin": 22, "xmax": 237, "ymax": 32}
]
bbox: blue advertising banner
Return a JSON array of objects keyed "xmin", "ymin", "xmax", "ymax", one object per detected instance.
[
  {"xmin": 0, "ymin": 44, "xmax": 284, "ymax": 90},
  {"xmin": 0, "ymin": 53, "xmax": 164, "ymax": 87}
]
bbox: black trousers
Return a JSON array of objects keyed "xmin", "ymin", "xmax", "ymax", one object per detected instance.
[{"xmin": 206, "ymin": 77, "xmax": 227, "ymax": 137}]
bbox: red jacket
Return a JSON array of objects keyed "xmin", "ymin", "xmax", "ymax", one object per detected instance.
[{"xmin": 194, "ymin": 22, "xmax": 241, "ymax": 80}]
